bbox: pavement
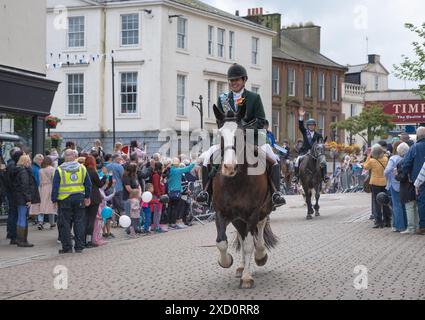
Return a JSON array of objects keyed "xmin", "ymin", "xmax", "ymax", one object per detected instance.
[{"xmin": 0, "ymin": 192, "xmax": 425, "ymax": 300}]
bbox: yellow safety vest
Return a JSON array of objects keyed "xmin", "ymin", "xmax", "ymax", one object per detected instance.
[{"xmin": 57, "ymin": 165, "xmax": 87, "ymax": 201}]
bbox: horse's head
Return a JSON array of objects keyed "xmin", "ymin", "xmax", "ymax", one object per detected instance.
[
  {"xmin": 312, "ymin": 137, "xmax": 327, "ymax": 169},
  {"xmin": 213, "ymin": 104, "xmax": 246, "ymax": 177}
]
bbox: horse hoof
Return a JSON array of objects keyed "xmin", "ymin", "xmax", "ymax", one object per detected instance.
[
  {"xmin": 255, "ymin": 253, "xmax": 268, "ymax": 267},
  {"xmin": 235, "ymin": 268, "xmax": 244, "ymax": 278},
  {"xmin": 315, "ymin": 212, "xmax": 320, "ymax": 217},
  {"xmin": 239, "ymin": 278, "xmax": 255, "ymax": 289},
  {"xmin": 306, "ymin": 215, "xmax": 313, "ymax": 220},
  {"xmin": 218, "ymin": 254, "xmax": 233, "ymax": 269}
]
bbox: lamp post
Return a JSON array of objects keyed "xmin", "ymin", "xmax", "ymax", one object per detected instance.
[
  {"xmin": 111, "ymin": 50, "xmax": 116, "ymax": 147},
  {"xmin": 192, "ymin": 95, "xmax": 204, "ymax": 130}
]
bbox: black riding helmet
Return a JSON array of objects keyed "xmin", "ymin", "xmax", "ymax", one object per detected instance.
[{"xmin": 227, "ymin": 63, "xmax": 248, "ymax": 80}]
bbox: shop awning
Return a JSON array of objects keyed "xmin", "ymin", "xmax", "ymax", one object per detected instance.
[{"xmin": 0, "ymin": 68, "xmax": 59, "ymax": 116}]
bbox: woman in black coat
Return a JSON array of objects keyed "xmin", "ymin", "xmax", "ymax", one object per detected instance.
[
  {"xmin": 12, "ymin": 155, "xmax": 40, "ymax": 247},
  {"xmin": 395, "ymin": 142, "xmax": 417, "ymax": 234},
  {"xmin": 84, "ymin": 156, "xmax": 108, "ymax": 248}
]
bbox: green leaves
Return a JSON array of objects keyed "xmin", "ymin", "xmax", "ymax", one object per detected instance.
[
  {"xmin": 332, "ymin": 105, "xmax": 395, "ymax": 146},
  {"xmin": 393, "ymin": 22, "xmax": 425, "ymax": 97}
]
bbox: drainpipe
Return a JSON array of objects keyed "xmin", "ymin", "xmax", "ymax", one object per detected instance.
[{"xmin": 99, "ymin": 7, "xmax": 107, "ymax": 141}]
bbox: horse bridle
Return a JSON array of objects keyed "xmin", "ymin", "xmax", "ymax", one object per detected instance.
[{"xmin": 309, "ymin": 144, "xmax": 326, "ymax": 161}]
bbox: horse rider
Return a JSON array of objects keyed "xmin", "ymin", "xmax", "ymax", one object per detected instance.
[
  {"xmin": 196, "ymin": 63, "xmax": 286, "ymax": 208},
  {"xmin": 292, "ymin": 108, "xmax": 330, "ymax": 183}
]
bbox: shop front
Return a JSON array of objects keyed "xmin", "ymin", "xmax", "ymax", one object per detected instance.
[{"xmin": 0, "ymin": 67, "xmax": 59, "ymax": 156}]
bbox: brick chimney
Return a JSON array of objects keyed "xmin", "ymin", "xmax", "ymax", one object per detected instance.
[
  {"xmin": 243, "ymin": 9, "xmax": 281, "ymax": 48},
  {"xmin": 282, "ymin": 25, "xmax": 321, "ymax": 53}
]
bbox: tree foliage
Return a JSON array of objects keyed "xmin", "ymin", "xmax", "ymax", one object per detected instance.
[
  {"xmin": 331, "ymin": 105, "xmax": 395, "ymax": 147},
  {"xmin": 393, "ymin": 22, "xmax": 425, "ymax": 98}
]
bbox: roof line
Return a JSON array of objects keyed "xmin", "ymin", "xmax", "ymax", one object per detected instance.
[{"xmin": 278, "ymin": 34, "xmax": 346, "ymax": 70}]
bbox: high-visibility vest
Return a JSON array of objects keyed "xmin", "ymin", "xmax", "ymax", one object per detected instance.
[{"xmin": 57, "ymin": 165, "xmax": 87, "ymax": 201}]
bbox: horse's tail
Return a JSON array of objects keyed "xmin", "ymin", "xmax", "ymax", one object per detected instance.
[{"xmin": 263, "ymin": 220, "xmax": 278, "ymax": 250}]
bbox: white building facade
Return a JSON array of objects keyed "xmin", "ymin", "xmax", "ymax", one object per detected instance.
[
  {"xmin": 341, "ymin": 54, "xmax": 390, "ymax": 147},
  {"xmin": 46, "ymin": 0, "xmax": 274, "ymax": 153}
]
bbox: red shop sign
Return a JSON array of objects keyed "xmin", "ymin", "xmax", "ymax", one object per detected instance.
[{"xmin": 368, "ymin": 100, "xmax": 425, "ymax": 123}]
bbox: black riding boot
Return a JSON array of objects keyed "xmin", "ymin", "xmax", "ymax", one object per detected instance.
[
  {"xmin": 196, "ymin": 166, "xmax": 210, "ymax": 204},
  {"xmin": 270, "ymin": 163, "xmax": 286, "ymax": 208}
]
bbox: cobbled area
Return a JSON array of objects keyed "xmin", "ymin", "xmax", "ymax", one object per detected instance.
[{"xmin": 0, "ymin": 193, "xmax": 424, "ymax": 300}]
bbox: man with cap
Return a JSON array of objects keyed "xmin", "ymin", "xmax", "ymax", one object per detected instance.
[
  {"xmin": 197, "ymin": 63, "xmax": 286, "ymax": 209},
  {"xmin": 292, "ymin": 108, "xmax": 329, "ymax": 183}
]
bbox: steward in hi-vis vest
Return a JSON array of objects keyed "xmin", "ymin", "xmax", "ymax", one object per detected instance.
[{"xmin": 52, "ymin": 149, "xmax": 92, "ymax": 254}]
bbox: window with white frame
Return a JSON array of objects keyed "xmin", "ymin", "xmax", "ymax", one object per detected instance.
[
  {"xmin": 207, "ymin": 80, "xmax": 213, "ymax": 118},
  {"xmin": 350, "ymin": 104, "xmax": 357, "ymax": 117},
  {"xmin": 251, "ymin": 86, "xmax": 260, "ymax": 94},
  {"xmin": 208, "ymin": 26, "xmax": 214, "ymax": 56},
  {"xmin": 67, "ymin": 74, "xmax": 84, "ymax": 115},
  {"xmin": 68, "ymin": 16, "xmax": 85, "ymax": 48},
  {"xmin": 252, "ymin": 37, "xmax": 259, "ymax": 65},
  {"xmin": 177, "ymin": 74, "xmax": 186, "ymax": 116},
  {"xmin": 177, "ymin": 17, "xmax": 187, "ymax": 50},
  {"xmin": 272, "ymin": 64, "xmax": 280, "ymax": 96},
  {"xmin": 272, "ymin": 110, "xmax": 280, "ymax": 140},
  {"xmin": 319, "ymin": 72, "xmax": 325, "ymax": 101},
  {"xmin": 121, "ymin": 14, "xmax": 139, "ymax": 46},
  {"xmin": 217, "ymin": 28, "xmax": 225, "ymax": 58},
  {"xmin": 304, "ymin": 70, "xmax": 312, "ymax": 98},
  {"xmin": 229, "ymin": 31, "xmax": 235, "ymax": 60},
  {"xmin": 120, "ymin": 72, "xmax": 138, "ymax": 114},
  {"xmin": 288, "ymin": 68, "xmax": 296, "ymax": 96},
  {"xmin": 332, "ymin": 74, "xmax": 338, "ymax": 101},
  {"xmin": 319, "ymin": 113, "xmax": 325, "ymax": 136}
]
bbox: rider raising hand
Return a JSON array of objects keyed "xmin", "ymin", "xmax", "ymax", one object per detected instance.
[{"xmin": 292, "ymin": 108, "xmax": 330, "ymax": 183}]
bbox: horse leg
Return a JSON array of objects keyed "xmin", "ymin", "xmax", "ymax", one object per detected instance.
[
  {"xmin": 235, "ymin": 232, "xmax": 245, "ymax": 278},
  {"xmin": 314, "ymin": 186, "xmax": 320, "ymax": 216},
  {"xmin": 306, "ymin": 189, "xmax": 314, "ymax": 220},
  {"xmin": 254, "ymin": 218, "xmax": 268, "ymax": 267},
  {"xmin": 240, "ymin": 232, "xmax": 255, "ymax": 289},
  {"xmin": 215, "ymin": 212, "xmax": 233, "ymax": 269}
]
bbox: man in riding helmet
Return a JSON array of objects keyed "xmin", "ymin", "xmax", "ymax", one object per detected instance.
[
  {"xmin": 292, "ymin": 108, "xmax": 330, "ymax": 183},
  {"xmin": 196, "ymin": 63, "xmax": 286, "ymax": 208}
]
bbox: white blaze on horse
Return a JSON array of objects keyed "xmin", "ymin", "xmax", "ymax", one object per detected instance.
[{"xmin": 211, "ymin": 105, "xmax": 278, "ymax": 289}]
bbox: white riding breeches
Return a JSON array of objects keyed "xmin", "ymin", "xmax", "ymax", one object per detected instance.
[
  {"xmin": 294, "ymin": 155, "xmax": 304, "ymax": 168},
  {"xmin": 200, "ymin": 144, "xmax": 279, "ymax": 166}
]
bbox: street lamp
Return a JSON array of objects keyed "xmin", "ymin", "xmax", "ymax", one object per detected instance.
[
  {"xmin": 111, "ymin": 50, "xmax": 116, "ymax": 147},
  {"xmin": 192, "ymin": 95, "xmax": 204, "ymax": 130}
]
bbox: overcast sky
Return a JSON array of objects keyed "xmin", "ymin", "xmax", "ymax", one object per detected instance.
[{"xmin": 204, "ymin": 0, "xmax": 424, "ymax": 90}]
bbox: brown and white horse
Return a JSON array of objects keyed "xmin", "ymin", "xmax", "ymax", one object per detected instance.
[{"xmin": 211, "ymin": 105, "xmax": 278, "ymax": 289}]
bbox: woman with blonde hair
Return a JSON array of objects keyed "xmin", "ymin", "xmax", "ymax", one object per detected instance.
[
  {"xmin": 37, "ymin": 156, "xmax": 57, "ymax": 230},
  {"xmin": 12, "ymin": 155, "xmax": 40, "ymax": 247},
  {"xmin": 364, "ymin": 144, "xmax": 390, "ymax": 229}
]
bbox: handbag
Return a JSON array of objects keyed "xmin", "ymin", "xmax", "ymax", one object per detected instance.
[
  {"xmin": 363, "ymin": 171, "xmax": 372, "ymax": 193},
  {"xmin": 169, "ymin": 190, "xmax": 181, "ymax": 201}
]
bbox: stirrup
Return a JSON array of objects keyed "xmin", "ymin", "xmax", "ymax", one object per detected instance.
[{"xmin": 272, "ymin": 192, "xmax": 286, "ymax": 207}]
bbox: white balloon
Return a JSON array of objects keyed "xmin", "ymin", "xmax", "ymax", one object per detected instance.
[
  {"xmin": 119, "ymin": 215, "xmax": 131, "ymax": 228},
  {"xmin": 142, "ymin": 191, "xmax": 153, "ymax": 203}
]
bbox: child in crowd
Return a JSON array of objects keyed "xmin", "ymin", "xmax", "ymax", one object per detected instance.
[
  {"xmin": 152, "ymin": 162, "xmax": 167, "ymax": 233},
  {"xmin": 100, "ymin": 176, "xmax": 116, "ymax": 239},
  {"xmin": 128, "ymin": 189, "xmax": 141, "ymax": 237},
  {"xmin": 142, "ymin": 183, "xmax": 154, "ymax": 234}
]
